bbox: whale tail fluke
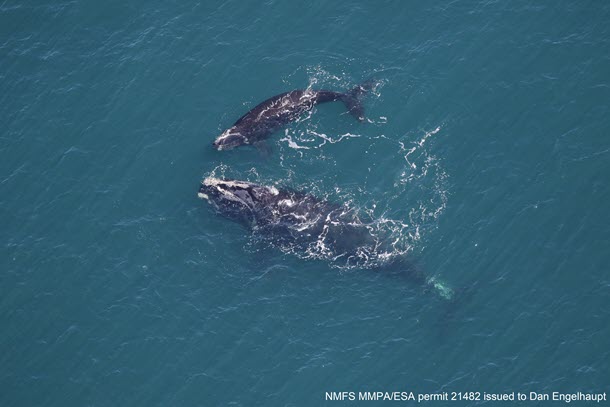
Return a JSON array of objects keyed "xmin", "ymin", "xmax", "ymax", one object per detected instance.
[
  {"xmin": 424, "ymin": 276, "xmax": 456, "ymax": 301},
  {"xmin": 341, "ymin": 79, "xmax": 378, "ymax": 122},
  {"xmin": 432, "ymin": 281, "xmax": 479, "ymax": 340},
  {"xmin": 382, "ymin": 257, "xmax": 456, "ymax": 301}
]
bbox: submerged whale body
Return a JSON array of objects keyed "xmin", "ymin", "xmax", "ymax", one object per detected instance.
[
  {"xmin": 198, "ymin": 177, "xmax": 454, "ymax": 299},
  {"xmin": 212, "ymin": 82, "xmax": 375, "ymax": 151}
]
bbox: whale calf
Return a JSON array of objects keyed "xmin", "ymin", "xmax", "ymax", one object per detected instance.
[
  {"xmin": 212, "ymin": 82, "xmax": 375, "ymax": 151},
  {"xmin": 198, "ymin": 177, "xmax": 454, "ymax": 299}
]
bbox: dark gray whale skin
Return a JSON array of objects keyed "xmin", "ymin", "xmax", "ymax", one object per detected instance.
[
  {"xmin": 212, "ymin": 84, "xmax": 372, "ymax": 150},
  {"xmin": 198, "ymin": 177, "xmax": 347, "ymax": 241},
  {"xmin": 198, "ymin": 177, "xmax": 455, "ymax": 299}
]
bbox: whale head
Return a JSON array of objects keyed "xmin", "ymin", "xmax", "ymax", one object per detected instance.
[
  {"xmin": 199, "ymin": 177, "xmax": 255, "ymax": 207},
  {"xmin": 198, "ymin": 177, "xmax": 281, "ymax": 224},
  {"xmin": 213, "ymin": 127, "xmax": 248, "ymax": 150},
  {"xmin": 198, "ymin": 177, "xmax": 260, "ymax": 224}
]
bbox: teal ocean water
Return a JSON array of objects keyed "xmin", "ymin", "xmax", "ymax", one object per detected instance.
[{"xmin": 2, "ymin": 1, "xmax": 610, "ymax": 405}]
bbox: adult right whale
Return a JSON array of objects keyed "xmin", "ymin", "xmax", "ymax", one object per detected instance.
[
  {"xmin": 212, "ymin": 81, "xmax": 376, "ymax": 151},
  {"xmin": 198, "ymin": 177, "xmax": 454, "ymax": 299}
]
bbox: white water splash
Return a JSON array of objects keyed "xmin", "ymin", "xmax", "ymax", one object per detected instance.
[{"xmin": 400, "ymin": 126, "xmax": 441, "ymax": 171}]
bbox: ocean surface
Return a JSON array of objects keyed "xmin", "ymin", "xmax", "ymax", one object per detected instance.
[{"xmin": 2, "ymin": 1, "xmax": 610, "ymax": 406}]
